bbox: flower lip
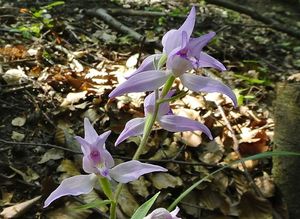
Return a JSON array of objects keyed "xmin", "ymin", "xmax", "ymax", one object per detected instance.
[{"xmin": 90, "ymin": 150, "xmax": 101, "ymax": 163}]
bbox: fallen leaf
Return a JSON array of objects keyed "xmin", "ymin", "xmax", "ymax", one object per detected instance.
[
  {"xmin": 45, "ymin": 201, "xmax": 91, "ymax": 219},
  {"xmin": 11, "ymin": 117, "xmax": 26, "ymax": 127},
  {"xmin": 254, "ymin": 173, "xmax": 275, "ymax": 198},
  {"xmin": 0, "ymin": 196, "xmax": 41, "ymax": 219},
  {"xmin": 198, "ymin": 140, "xmax": 224, "ymax": 164},
  {"xmin": 239, "ymin": 130, "xmax": 269, "ymax": 156},
  {"xmin": 149, "ymin": 173, "xmax": 182, "ymax": 189},
  {"xmin": 118, "ymin": 185, "xmax": 139, "ymax": 217},
  {"xmin": 126, "ymin": 53, "xmax": 139, "ymax": 68},
  {"xmin": 38, "ymin": 148, "xmax": 64, "ymax": 164},
  {"xmin": 2, "ymin": 68, "xmax": 28, "ymax": 85},
  {"xmin": 237, "ymin": 191, "xmax": 273, "ymax": 219},
  {"xmin": 198, "ymin": 187, "xmax": 231, "ymax": 215},
  {"xmin": 11, "ymin": 131, "xmax": 25, "ymax": 141},
  {"xmin": 129, "ymin": 176, "xmax": 150, "ymax": 198},
  {"xmin": 60, "ymin": 91, "xmax": 87, "ymax": 109}
]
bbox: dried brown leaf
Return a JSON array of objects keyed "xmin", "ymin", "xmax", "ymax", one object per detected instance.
[
  {"xmin": 237, "ymin": 192, "xmax": 273, "ymax": 219},
  {"xmin": 0, "ymin": 196, "xmax": 41, "ymax": 219}
]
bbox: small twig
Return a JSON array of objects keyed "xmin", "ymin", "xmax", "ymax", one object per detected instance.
[
  {"xmin": 113, "ymin": 155, "xmax": 244, "ymax": 174},
  {"xmin": 106, "ymin": 8, "xmax": 185, "ymax": 18},
  {"xmin": 85, "ymin": 8, "xmax": 161, "ymax": 48},
  {"xmin": 1, "ymin": 83, "xmax": 33, "ymax": 94},
  {"xmin": 24, "ymin": 90, "xmax": 57, "ymax": 128},
  {"xmin": 136, "ymin": 36, "xmax": 146, "ymax": 68},
  {"xmin": 0, "ymin": 173, "xmax": 39, "ymax": 187},
  {"xmin": 215, "ymin": 102, "xmax": 264, "ymax": 197},
  {"xmin": 0, "ymin": 138, "xmax": 81, "ymax": 154}
]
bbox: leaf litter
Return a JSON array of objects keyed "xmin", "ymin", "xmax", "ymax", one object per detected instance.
[{"xmin": 0, "ymin": 0, "xmax": 297, "ymax": 218}]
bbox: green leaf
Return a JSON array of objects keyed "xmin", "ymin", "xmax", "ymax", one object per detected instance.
[
  {"xmin": 168, "ymin": 151, "xmax": 300, "ymax": 211},
  {"xmin": 74, "ymin": 199, "xmax": 111, "ymax": 210},
  {"xmin": 131, "ymin": 192, "xmax": 160, "ymax": 219},
  {"xmin": 234, "ymin": 74, "xmax": 271, "ymax": 86},
  {"xmin": 41, "ymin": 1, "xmax": 65, "ymax": 10},
  {"xmin": 234, "ymin": 88, "xmax": 255, "ymax": 106}
]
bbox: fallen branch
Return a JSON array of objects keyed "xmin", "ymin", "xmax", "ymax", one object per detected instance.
[
  {"xmin": 106, "ymin": 8, "xmax": 185, "ymax": 18},
  {"xmin": 85, "ymin": 8, "xmax": 161, "ymax": 48},
  {"xmin": 206, "ymin": 0, "xmax": 300, "ymax": 39}
]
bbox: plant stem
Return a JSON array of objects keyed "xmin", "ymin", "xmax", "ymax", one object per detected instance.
[
  {"xmin": 99, "ymin": 177, "xmax": 114, "ymax": 200},
  {"xmin": 111, "ymin": 76, "xmax": 175, "ymax": 218},
  {"xmin": 160, "ymin": 76, "xmax": 175, "ymax": 98},
  {"xmin": 109, "ymin": 201, "xmax": 117, "ymax": 219},
  {"xmin": 99, "ymin": 177, "xmax": 116, "ymax": 219}
]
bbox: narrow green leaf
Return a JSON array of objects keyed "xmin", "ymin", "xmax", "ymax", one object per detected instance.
[
  {"xmin": 131, "ymin": 192, "xmax": 160, "ymax": 219},
  {"xmin": 74, "ymin": 199, "xmax": 111, "ymax": 210},
  {"xmin": 168, "ymin": 151, "xmax": 300, "ymax": 211},
  {"xmin": 42, "ymin": 1, "xmax": 65, "ymax": 10}
]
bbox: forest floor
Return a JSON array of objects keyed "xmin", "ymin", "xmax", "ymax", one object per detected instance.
[{"xmin": 0, "ymin": 0, "xmax": 300, "ymax": 218}]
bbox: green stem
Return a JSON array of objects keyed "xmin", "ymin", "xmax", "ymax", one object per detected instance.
[
  {"xmin": 99, "ymin": 177, "xmax": 116, "ymax": 219},
  {"xmin": 110, "ymin": 201, "xmax": 117, "ymax": 219},
  {"xmin": 132, "ymin": 112, "xmax": 157, "ymax": 160},
  {"xmin": 99, "ymin": 177, "xmax": 113, "ymax": 200},
  {"xmin": 160, "ymin": 75, "xmax": 175, "ymax": 98},
  {"xmin": 157, "ymin": 90, "xmax": 188, "ymax": 105}
]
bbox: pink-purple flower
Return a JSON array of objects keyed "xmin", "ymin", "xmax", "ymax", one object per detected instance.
[
  {"xmin": 109, "ymin": 7, "xmax": 236, "ymax": 107},
  {"xmin": 44, "ymin": 118, "xmax": 167, "ymax": 208},
  {"xmin": 115, "ymin": 91, "xmax": 212, "ymax": 146},
  {"xmin": 144, "ymin": 207, "xmax": 181, "ymax": 219}
]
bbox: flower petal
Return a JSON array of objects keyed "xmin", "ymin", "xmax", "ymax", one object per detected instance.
[
  {"xmin": 162, "ymin": 7, "xmax": 196, "ymax": 54},
  {"xmin": 95, "ymin": 130, "xmax": 111, "ymax": 149},
  {"xmin": 144, "ymin": 90, "xmax": 175, "ymax": 116},
  {"xmin": 178, "ymin": 6, "xmax": 196, "ymax": 38},
  {"xmin": 180, "ymin": 74, "xmax": 237, "ymax": 107},
  {"xmin": 188, "ymin": 32, "xmax": 216, "ymax": 58},
  {"xmin": 158, "ymin": 115, "xmax": 212, "ymax": 139},
  {"xmin": 83, "ymin": 118, "xmax": 98, "ymax": 143},
  {"xmin": 124, "ymin": 54, "xmax": 163, "ymax": 79},
  {"xmin": 44, "ymin": 174, "xmax": 97, "ymax": 208},
  {"xmin": 170, "ymin": 206, "xmax": 181, "ymax": 218},
  {"xmin": 82, "ymin": 155, "xmax": 98, "ymax": 174},
  {"xmin": 102, "ymin": 149, "xmax": 115, "ymax": 169},
  {"xmin": 110, "ymin": 160, "xmax": 167, "ymax": 183},
  {"xmin": 109, "ymin": 70, "xmax": 169, "ymax": 98},
  {"xmin": 115, "ymin": 118, "xmax": 146, "ymax": 146},
  {"xmin": 74, "ymin": 136, "xmax": 90, "ymax": 156},
  {"xmin": 144, "ymin": 207, "xmax": 181, "ymax": 219},
  {"xmin": 144, "ymin": 208, "xmax": 174, "ymax": 219},
  {"xmin": 167, "ymin": 55, "xmax": 193, "ymax": 77},
  {"xmin": 197, "ymin": 52, "xmax": 226, "ymax": 71}
]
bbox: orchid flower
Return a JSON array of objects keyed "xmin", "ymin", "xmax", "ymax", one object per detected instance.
[
  {"xmin": 144, "ymin": 207, "xmax": 181, "ymax": 219},
  {"xmin": 109, "ymin": 7, "xmax": 237, "ymax": 107},
  {"xmin": 44, "ymin": 118, "xmax": 167, "ymax": 208},
  {"xmin": 115, "ymin": 91, "xmax": 212, "ymax": 146}
]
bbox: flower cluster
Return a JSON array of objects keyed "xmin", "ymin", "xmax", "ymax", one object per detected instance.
[
  {"xmin": 44, "ymin": 6, "xmax": 237, "ymax": 219},
  {"xmin": 44, "ymin": 118, "xmax": 167, "ymax": 207},
  {"xmin": 109, "ymin": 7, "xmax": 237, "ymax": 107}
]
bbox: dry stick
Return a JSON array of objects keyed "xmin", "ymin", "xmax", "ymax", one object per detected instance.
[
  {"xmin": 0, "ymin": 138, "xmax": 81, "ymax": 154},
  {"xmin": 106, "ymin": 8, "xmax": 186, "ymax": 18},
  {"xmin": 85, "ymin": 8, "xmax": 161, "ymax": 48},
  {"xmin": 86, "ymin": 8, "xmax": 142, "ymax": 40},
  {"xmin": 215, "ymin": 102, "xmax": 264, "ymax": 198},
  {"xmin": 206, "ymin": 0, "xmax": 300, "ymax": 39}
]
